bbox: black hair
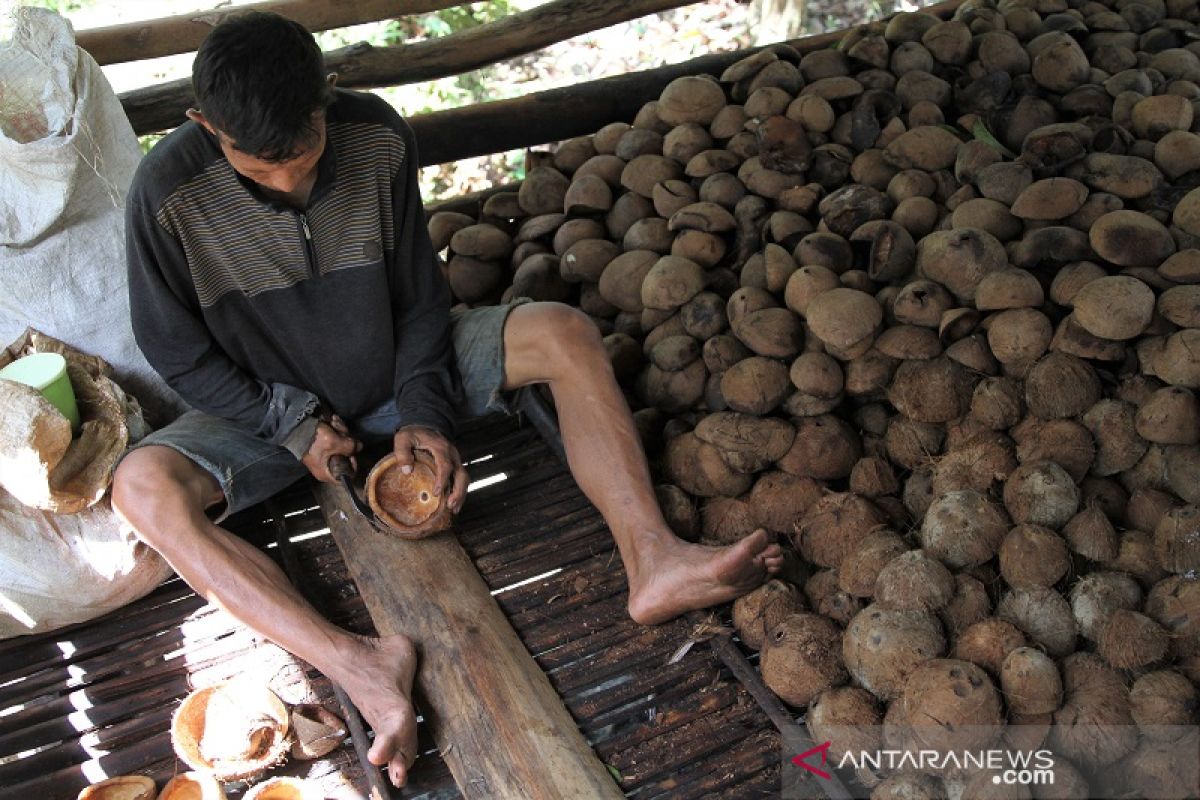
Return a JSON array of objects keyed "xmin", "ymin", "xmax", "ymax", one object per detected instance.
[{"xmin": 191, "ymin": 11, "xmax": 333, "ymax": 162}]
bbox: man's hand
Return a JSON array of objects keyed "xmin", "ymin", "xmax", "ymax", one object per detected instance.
[
  {"xmin": 392, "ymin": 425, "xmax": 468, "ymax": 513},
  {"xmin": 302, "ymin": 415, "xmax": 362, "ymax": 483}
]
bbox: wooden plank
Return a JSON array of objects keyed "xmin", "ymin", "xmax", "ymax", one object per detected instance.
[
  {"xmin": 78, "ymin": 0, "xmax": 460, "ymax": 66},
  {"xmin": 120, "ymin": 0, "xmax": 702, "ymax": 134},
  {"xmin": 314, "ymin": 481, "xmax": 623, "ymax": 800}
]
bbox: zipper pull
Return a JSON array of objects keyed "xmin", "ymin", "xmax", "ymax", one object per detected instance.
[{"xmin": 300, "ymin": 214, "xmax": 312, "ymax": 241}]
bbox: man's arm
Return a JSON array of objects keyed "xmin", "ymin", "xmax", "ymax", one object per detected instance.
[{"xmin": 125, "ymin": 193, "xmax": 321, "ymax": 459}]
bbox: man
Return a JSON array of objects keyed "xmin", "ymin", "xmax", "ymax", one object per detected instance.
[{"xmin": 114, "ymin": 11, "xmax": 782, "ymax": 789}]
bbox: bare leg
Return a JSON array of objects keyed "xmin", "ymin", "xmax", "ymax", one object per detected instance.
[
  {"xmin": 500, "ymin": 303, "xmax": 784, "ymax": 624},
  {"xmin": 112, "ymin": 446, "xmax": 418, "ymax": 787}
]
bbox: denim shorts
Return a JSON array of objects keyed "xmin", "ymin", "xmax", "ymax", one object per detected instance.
[{"xmin": 128, "ymin": 298, "xmax": 530, "ymax": 519}]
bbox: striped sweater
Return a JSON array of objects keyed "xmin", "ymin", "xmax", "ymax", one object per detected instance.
[{"xmin": 125, "ymin": 89, "xmax": 459, "ymax": 456}]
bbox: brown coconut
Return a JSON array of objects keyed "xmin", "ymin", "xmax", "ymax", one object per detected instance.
[
  {"xmin": 1063, "ymin": 505, "xmax": 1119, "ymax": 562},
  {"xmin": 1130, "ymin": 671, "xmax": 1200, "ymax": 738},
  {"xmin": 999, "ymin": 524, "xmax": 1071, "ymax": 589},
  {"xmin": 806, "ymin": 686, "xmax": 883, "ymax": 766},
  {"xmin": 761, "ymin": 613, "xmax": 849, "ymax": 707},
  {"xmin": 1050, "ymin": 653, "xmax": 1137, "ymax": 769},
  {"xmin": 748, "ymin": 471, "xmax": 823, "ymax": 534},
  {"xmin": 1025, "ymin": 352, "xmax": 1102, "ymax": 420},
  {"xmin": 897, "ymin": 659, "xmax": 1004, "ymax": 752},
  {"xmin": 986, "ymin": 308, "xmax": 1053, "ymax": 368},
  {"xmin": 662, "ymin": 432, "xmax": 754, "ymax": 498},
  {"xmin": 1072, "ymin": 275, "xmax": 1157, "ymax": 341},
  {"xmin": 777, "ymin": 415, "xmax": 862, "ymax": 481},
  {"xmin": 720, "ymin": 356, "xmax": 791, "ymax": 415},
  {"xmin": 1001, "ymin": 647, "xmax": 1063, "ymax": 716},
  {"xmin": 243, "ymin": 778, "xmax": 322, "ymax": 800},
  {"xmin": 1098, "ymin": 609, "xmax": 1170, "ymax": 670},
  {"xmin": 1070, "ymin": 571, "xmax": 1143, "ymax": 642},
  {"xmin": 795, "ymin": 492, "xmax": 886, "ymax": 570},
  {"xmin": 1003, "ymin": 461, "xmax": 1081, "ymax": 530},
  {"xmin": 1154, "ymin": 505, "xmax": 1200, "ymax": 575},
  {"xmin": 805, "ymin": 569, "xmax": 866, "ymax": 626},
  {"xmin": 658, "ymin": 76, "xmax": 727, "ymax": 126},
  {"xmin": 1089, "ymin": 210, "xmax": 1176, "ymax": 269},
  {"xmin": 843, "ymin": 604, "xmax": 947, "ymax": 701},
  {"xmin": 919, "ymin": 489, "xmax": 1009, "ymax": 569},
  {"xmin": 157, "ymin": 773, "xmax": 226, "ymax": 800},
  {"xmin": 171, "ymin": 682, "xmax": 291, "ymax": 781},
  {"xmin": 870, "ymin": 773, "xmax": 947, "ymax": 800},
  {"xmin": 805, "ymin": 288, "xmax": 883, "ymax": 358},
  {"xmin": 1136, "ymin": 387, "xmax": 1200, "ymax": 446},
  {"xmin": 694, "ymin": 412, "xmax": 795, "ymax": 474},
  {"xmin": 975, "ymin": 269, "xmax": 1045, "ymax": 312},
  {"xmin": 838, "ymin": 530, "xmax": 909, "ymax": 598},
  {"xmin": 655, "ymin": 484, "xmax": 698, "ymax": 541},
  {"xmin": 874, "ymin": 550, "xmax": 955, "ymax": 613},
  {"xmin": 732, "ymin": 579, "xmax": 807, "ymax": 650},
  {"xmin": 953, "ymin": 619, "xmax": 1027, "ymax": 677},
  {"xmin": 289, "ymin": 704, "xmax": 346, "ymax": 761},
  {"xmin": 998, "ymin": 587, "xmax": 1078, "ymax": 658},
  {"xmin": 884, "ymin": 415, "xmax": 945, "ymax": 470},
  {"xmin": 940, "ymin": 574, "xmax": 992, "ymax": 640},
  {"xmin": 915, "ymin": 228, "xmax": 1007, "ymax": 303},
  {"xmin": 700, "ymin": 496, "xmax": 758, "ymax": 544},
  {"xmin": 1083, "ymin": 399, "xmax": 1149, "ymax": 477},
  {"xmin": 888, "ymin": 357, "xmax": 976, "ymax": 424},
  {"xmin": 971, "ymin": 377, "xmax": 1025, "ymax": 430}
]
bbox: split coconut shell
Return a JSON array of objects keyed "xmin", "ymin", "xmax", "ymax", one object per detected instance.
[
  {"xmin": 77, "ymin": 776, "xmax": 156, "ymax": 800},
  {"xmin": 366, "ymin": 452, "xmax": 453, "ymax": 538},
  {"xmin": 171, "ymin": 682, "xmax": 291, "ymax": 781},
  {"xmin": 243, "ymin": 777, "xmax": 323, "ymax": 800},
  {"xmin": 157, "ymin": 772, "xmax": 226, "ymax": 800},
  {"xmin": 289, "ymin": 703, "xmax": 347, "ymax": 760}
]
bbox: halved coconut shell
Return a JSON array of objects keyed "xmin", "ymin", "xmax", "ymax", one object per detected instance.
[
  {"xmin": 366, "ymin": 452, "xmax": 454, "ymax": 539},
  {"xmin": 289, "ymin": 703, "xmax": 347, "ymax": 760},
  {"xmin": 243, "ymin": 777, "xmax": 322, "ymax": 800},
  {"xmin": 171, "ymin": 682, "xmax": 290, "ymax": 781},
  {"xmin": 157, "ymin": 772, "xmax": 226, "ymax": 800},
  {"xmin": 77, "ymin": 776, "xmax": 156, "ymax": 800}
]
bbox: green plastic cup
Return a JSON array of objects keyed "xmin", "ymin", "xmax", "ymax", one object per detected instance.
[{"xmin": 0, "ymin": 352, "xmax": 81, "ymax": 432}]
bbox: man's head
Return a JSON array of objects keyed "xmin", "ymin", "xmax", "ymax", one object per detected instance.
[{"xmin": 189, "ymin": 11, "xmax": 334, "ymax": 189}]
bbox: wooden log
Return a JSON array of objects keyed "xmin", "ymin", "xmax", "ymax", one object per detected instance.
[
  {"xmin": 78, "ymin": 0, "xmax": 459, "ymax": 66},
  {"xmin": 314, "ymin": 481, "xmax": 623, "ymax": 800},
  {"xmin": 121, "ymin": 0, "xmax": 701, "ymax": 134}
]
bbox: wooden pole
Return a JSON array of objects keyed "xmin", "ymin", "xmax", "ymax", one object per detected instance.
[
  {"xmin": 313, "ymin": 481, "xmax": 624, "ymax": 800},
  {"xmin": 77, "ymin": 0, "xmax": 461, "ymax": 66},
  {"xmin": 120, "ymin": 0, "xmax": 703, "ymax": 134}
]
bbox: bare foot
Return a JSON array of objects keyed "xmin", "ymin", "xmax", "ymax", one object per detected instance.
[
  {"xmin": 626, "ymin": 528, "xmax": 784, "ymax": 625},
  {"xmin": 332, "ymin": 634, "xmax": 420, "ymax": 788}
]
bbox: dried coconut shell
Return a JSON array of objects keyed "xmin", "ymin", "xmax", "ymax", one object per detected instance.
[
  {"xmin": 655, "ymin": 484, "xmax": 698, "ymax": 541},
  {"xmin": 428, "ymin": 211, "xmax": 475, "ymax": 252},
  {"xmin": 806, "ymin": 686, "xmax": 883, "ymax": 767},
  {"xmin": 892, "ymin": 280, "xmax": 954, "ymax": 328},
  {"xmin": 875, "ymin": 550, "xmax": 954, "ymax": 612},
  {"xmin": 998, "ymin": 587, "xmax": 1078, "ymax": 658},
  {"xmin": 1072, "ymin": 275, "xmax": 1156, "ymax": 341},
  {"xmin": 77, "ymin": 776, "xmax": 156, "ymax": 800},
  {"xmin": 843, "ymin": 604, "xmax": 946, "ymax": 702},
  {"xmin": 157, "ymin": 773, "xmax": 226, "ymax": 800},
  {"xmin": 761, "ymin": 613, "xmax": 848, "ymax": 707},
  {"xmin": 1155, "ymin": 329, "xmax": 1200, "ymax": 388},
  {"xmin": 971, "ymin": 377, "xmax": 1024, "ymax": 430},
  {"xmin": 1107, "ymin": 528, "xmax": 1168, "ymax": 589},
  {"xmin": 662, "ymin": 432, "xmax": 753, "ymax": 498},
  {"xmin": 733, "ymin": 579, "xmax": 807, "ymax": 650},
  {"xmin": 999, "ymin": 524, "xmax": 1070, "ymax": 589},
  {"xmin": 805, "ymin": 288, "xmax": 883, "ymax": 353},
  {"xmin": 1010, "ymin": 177, "xmax": 1089, "ymax": 220},
  {"xmin": 805, "ymin": 569, "xmax": 865, "ymax": 626},
  {"xmin": 1136, "ymin": 387, "xmax": 1200, "ymax": 445},
  {"xmin": 794, "ymin": 492, "xmax": 886, "ymax": 571},
  {"xmin": 1155, "ymin": 505, "xmax": 1200, "ymax": 575},
  {"xmin": 243, "ymin": 778, "xmax": 322, "ymax": 800},
  {"xmin": 720, "ymin": 356, "xmax": 791, "ymax": 415},
  {"xmin": 1025, "ymin": 352, "xmax": 1101, "ymax": 419},
  {"xmin": 873, "ymin": 325, "xmax": 942, "ymax": 360},
  {"xmin": 986, "ymin": 308, "xmax": 1053, "ymax": 367},
  {"xmin": 930, "ymin": 431, "xmax": 1016, "ymax": 496},
  {"xmin": 939, "ymin": 574, "xmax": 991, "ymax": 641},
  {"xmin": 1159, "ymin": 249, "xmax": 1200, "ymax": 284},
  {"xmin": 849, "ymin": 456, "xmax": 900, "ymax": 498},
  {"xmin": 1001, "ymin": 647, "xmax": 1063, "ymax": 716},
  {"xmin": 916, "ymin": 228, "xmax": 1006, "ymax": 304},
  {"xmin": 974, "ymin": 269, "xmax": 1045, "ymax": 311},
  {"xmin": 1049, "ymin": 261, "xmax": 1107, "ymax": 307},
  {"xmin": 171, "ymin": 682, "xmax": 290, "ymax": 781},
  {"xmin": 1089, "ymin": 210, "xmax": 1177, "ymax": 268},
  {"xmin": 694, "ymin": 412, "xmax": 794, "ymax": 474},
  {"xmin": 518, "ymin": 167, "xmax": 569, "ymax": 216},
  {"xmin": 953, "ymin": 619, "xmax": 1026, "ymax": 678},
  {"xmin": 919, "ymin": 489, "xmax": 1009, "ymax": 569},
  {"xmin": 657, "ymin": 76, "xmax": 727, "ymax": 126},
  {"xmin": 1099, "ymin": 609, "xmax": 1169, "ymax": 670},
  {"xmin": 1050, "ymin": 654, "xmax": 1137, "ymax": 769},
  {"xmin": 701, "ymin": 496, "xmax": 758, "ymax": 544},
  {"xmin": 884, "ymin": 415, "xmax": 944, "ymax": 470}
]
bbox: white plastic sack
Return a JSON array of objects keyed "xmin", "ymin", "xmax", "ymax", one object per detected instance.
[
  {"xmin": 0, "ymin": 7, "xmax": 185, "ymax": 425},
  {"xmin": 0, "ymin": 493, "xmax": 172, "ymax": 639}
]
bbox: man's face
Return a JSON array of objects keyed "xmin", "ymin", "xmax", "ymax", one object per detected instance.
[
  {"xmin": 188, "ymin": 109, "xmax": 327, "ymax": 197},
  {"xmin": 221, "ymin": 114, "xmax": 327, "ymax": 196}
]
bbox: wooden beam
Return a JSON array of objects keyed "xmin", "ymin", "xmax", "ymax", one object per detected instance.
[
  {"xmin": 406, "ymin": 0, "xmax": 965, "ymax": 166},
  {"xmin": 78, "ymin": 0, "xmax": 459, "ymax": 66},
  {"xmin": 313, "ymin": 481, "xmax": 624, "ymax": 800},
  {"xmin": 120, "ymin": 0, "xmax": 702, "ymax": 134}
]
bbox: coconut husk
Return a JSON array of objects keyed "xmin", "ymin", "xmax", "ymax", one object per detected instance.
[
  {"xmin": 999, "ymin": 524, "xmax": 1070, "ymax": 589},
  {"xmin": 1064, "ymin": 505, "xmax": 1119, "ymax": 562},
  {"xmin": 732, "ymin": 579, "xmax": 806, "ymax": 650},
  {"xmin": 898, "ymin": 659, "xmax": 1003, "ymax": 752},
  {"xmin": 795, "ymin": 492, "xmax": 886, "ymax": 569},
  {"xmin": 1130, "ymin": 671, "xmax": 1200, "ymax": 737},
  {"xmin": 919, "ymin": 489, "xmax": 1009, "ymax": 570},
  {"xmin": 289, "ymin": 704, "xmax": 346, "ymax": 761},
  {"xmin": 837, "ymin": 530, "xmax": 908, "ymax": 598},
  {"xmin": 805, "ymin": 568, "xmax": 865, "ymax": 627},
  {"xmin": 242, "ymin": 777, "xmax": 322, "ymax": 800},
  {"xmin": 1154, "ymin": 505, "xmax": 1200, "ymax": 576},
  {"xmin": 1098, "ymin": 609, "xmax": 1169, "ymax": 670},
  {"xmin": 843, "ymin": 604, "xmax": 946, "ymax": 702},
  {"xmin": 1000, "ymin": 647, "xmax": 1063, "ymax": 716},
  {"xmin": 997, "ymin": 587, "xmax": 1078, "ymax": 659},
  {"xmin": 171, "ymin": 682, "xmax": 291, "ymax": 781},
  {"xmin": 939, "ymin": 574, "xmax": 992, "ymax": 641},
  {"xmin": 761, "ymin": 613, "xmax": 848, "ymax": 707},
  {"xmin": 875, "ymin": 550, "xmax": 954, "ymax": 613},
  {"xmin": 1069, "ymin": 571, "xmax": 1144, "ymax": 642},
  {"xmin": 77, "ymin": 776, "xmax": 156, "ymax": 800}
]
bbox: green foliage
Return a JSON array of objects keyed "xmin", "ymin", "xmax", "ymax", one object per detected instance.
[
  {"xmin": 138, "ymin": 133, "xmax": 163, "ymax": 155},
  {"xmin": 18, "ymin": 0, "xmax": 92, "ymax": 13}
]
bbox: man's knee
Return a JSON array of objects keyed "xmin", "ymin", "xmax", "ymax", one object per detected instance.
[
  {"xmin": 523, "ymin": 302, "xmax": 604, "ymax": 361},
  {"xmin": 112, "ymin": 446, "xmax": 220, "ymax": 524}
]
